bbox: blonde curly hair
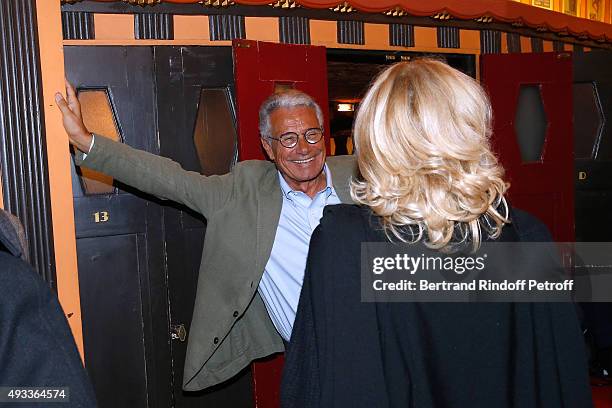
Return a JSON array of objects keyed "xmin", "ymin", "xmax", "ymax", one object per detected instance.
[{"xmin": 350, "ymin": 59, "xmax": 509, "ymax": 250}]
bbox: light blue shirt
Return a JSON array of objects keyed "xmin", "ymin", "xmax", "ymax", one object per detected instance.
[{"xmin": 257, "ymin": 165, "xmax": 341, "ymax": 341}]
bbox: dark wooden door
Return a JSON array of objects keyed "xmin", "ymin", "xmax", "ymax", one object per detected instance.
[
  {"xmin": 153, "ymin": 46, "xmax": 252, "ymax": 408},
  {"xmin": 573, "ymin": 52, "xmax": 612, "ymax": 402},
  {"xmin": 573, "ymin": 51, "xmax": 612, "ymax": 242},
  {"xmin": 65, "ymin": 46, "xmax": 171, "ymax": 408},
  {"xmin": 233, "ymin": 39, "xmax": 330, "ymax": 408},
  {"xmin": 66, "ymin": 45, "xmax": 255, "ymax": 408},
  {"xmin": 481, "ymin": 52, "xmax": 574, "ymax": 242}
]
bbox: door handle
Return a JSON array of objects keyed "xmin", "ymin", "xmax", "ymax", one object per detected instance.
[{"xmin": 170, "ymin": 324, "xmax": 187, "ymax": 342}]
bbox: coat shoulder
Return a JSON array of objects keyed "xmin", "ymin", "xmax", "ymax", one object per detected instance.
[
  {"xmin": 230, "ymin": 160, "xmax": 278, "ymax": 190},
  {"xmin": 233, "ymin": 159, "xmax": 276, "ymax": 175},
  {"xmin": 327, "ymin": 154, "xmax": 356, "ymax": 165},
  {"xmin": 327, "ymin": 155, "xmax": 357, "ymax": 175},
  {"xmin": 509, "ymin": 207, "xmax": 553, "ymax": 242},
  {"xmin": 318, "ymin": 204, "xmax": 369, "ymax": 239}
]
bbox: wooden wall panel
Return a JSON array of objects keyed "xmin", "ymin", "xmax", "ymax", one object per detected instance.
[
  {"xmin": 507, "ymin": 32, "xmax": 521, "ymax": 52},
  {"xmin": 279, "ymin": 16, "xmax": 310, "ymax": 44},
  {"xmin": 94, "ymin": 14, "xmax": 134, "ymax": 40},
  {"xmin": 134, "ymin": 13, "xmax": 173, "ymax": 40},
  {"xmin": 364, "ymin": 23, "xmax": 388, "ymax": 49},
  {"xmin": 210, "ymin": 14, "xmax": 245, "ymax": 40},
  {"xmin": 501, "ymin": 32, "xmax": 509, "ymax": 53},
  {"xmin": 245, "ymin": 16, "xmax": 279, "ymax": 42},
  {"xmin": 61, "ymin": 9, "xmax": 608, "ymax": 56},
  {"xmin": 414, "ymin": 26, "xmax": 438, "ymax": 49},
  {"xmin": 174, "ymin": 15, "xmax": 210, "ymax": 40},
  {"xmin": 62, "ymin": 11, "xmax": 94, "ymax": 40},
  {"xmin": 337, "ymin": 20, "xmax": 364, "ymax": 45},
  {"xmin": 0, "ymin": 0, "xmax": 56, "ymax": 284},
  {"xmin": 389, "ymin": 23, "xmax": 414, "ymax": 47},
  {"xmin": 480, "ymin": 30, "xmax": 502, "ymax": 54},
  {"xmin": 310, "ymin": 19, "xmax": 337, "ymax": 47},
  {"xmin": 438, "ymin": 26, "xmax": 460, "ymax": 48},
  {"xmin": 543, "ymin": 40, "xmax": 554, "ymax": 52},
  {"xmin": 520, "ymin": 35, "xmax": 532, "ymax": 52},
  {"xmin": 531, "ymin": 37, "xmax": 544, "ymax": 52},
  {"xmin": 460, "ymin": 29, "xmax": 481, "ymax": 53}
]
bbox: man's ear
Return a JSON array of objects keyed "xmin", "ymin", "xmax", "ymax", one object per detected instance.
[{"xmin": 261, "ymin": 137, "xmax": 275, "ymax": 161}]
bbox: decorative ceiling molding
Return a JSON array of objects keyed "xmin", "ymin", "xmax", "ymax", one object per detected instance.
[
  {"xmin": 128, "ymin": 0, "xmax": 162, "ymax": 4},
  {"xmin": 60, "ymin": 0, "xmax": 612, "ymax": 44},
  {"xmin": 62, "ymin": 0, "xmax": 162, "ymax": 4},
  {"xmin": 432, "ymin": 11, "xmax": 452, "ymax": 20},
  {"xmin": 384, "ymin": 7, "xmax": 407, "ymax": 17},
  {"xmin": 199, "ymin": 0, "xmax": 234, "ymax": 6},
  {"xmin": 330, "ymin": 2, "xmax": 354, "ymax": 13},
  {"xmin": 475, "ymin": 15, "xmax": 494, "ymax": 24},
  {"xmin": 270, "ymin": 0, "xmax": 298, "ymax": 8}
]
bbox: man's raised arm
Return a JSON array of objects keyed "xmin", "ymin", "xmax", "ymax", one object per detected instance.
[{"xmin": 54, "ymin": 81, "xmax": 235, "ymax": 218}]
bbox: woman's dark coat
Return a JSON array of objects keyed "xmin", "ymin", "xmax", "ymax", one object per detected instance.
[{"xmin": 281, "ymin": 205, "xmax": 593, "ymax": 408}]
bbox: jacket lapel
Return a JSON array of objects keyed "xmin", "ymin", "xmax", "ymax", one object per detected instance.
[
  {"xmin": 255, "ymin": 168, "xmax": 283, "ymax": 277},
  {"xmin": 255, "ymin": 157, "xmax": 355, "ymax": 277}
]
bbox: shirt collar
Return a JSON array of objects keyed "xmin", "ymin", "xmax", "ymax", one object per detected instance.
[{"xmin": 278, "ymin": 164, "xmax": 335, "ymax": 200}]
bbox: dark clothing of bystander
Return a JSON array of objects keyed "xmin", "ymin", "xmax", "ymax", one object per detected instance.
[{"xmin": 0, "ymin": 209, "xmax": 97, "ymax": 407}]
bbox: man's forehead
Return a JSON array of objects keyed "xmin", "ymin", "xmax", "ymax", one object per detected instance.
[
  {"xmin": 271, "ymin": 106, "xmax": 318, "ymax": 126},
  {"xmin": 271, "ymin": 105, "xmax": 317, "ymax": 116}
]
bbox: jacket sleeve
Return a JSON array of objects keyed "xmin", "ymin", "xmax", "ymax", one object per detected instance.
[{"xmin": 74, "ymin": 134, "xmax": 234, "ymax": 218}]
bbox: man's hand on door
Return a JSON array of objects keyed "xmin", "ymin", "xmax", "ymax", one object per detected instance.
[{"xmin": 55, "ymin": 80, "xmax": 93, "ymax": 153}]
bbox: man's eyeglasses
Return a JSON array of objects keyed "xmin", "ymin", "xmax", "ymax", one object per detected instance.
[{"xmin": 267, "ymin": 128, "xmax": 323, "ymax": 149}]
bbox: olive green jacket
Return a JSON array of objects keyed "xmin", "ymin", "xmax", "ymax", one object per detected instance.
[{"xmin": 75, "ymin": 135, "xmax": 357, "ymax": 391}]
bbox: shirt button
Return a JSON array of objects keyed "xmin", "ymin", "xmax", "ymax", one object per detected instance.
[
  {"xmin": 233, "ymin": 311, "xmax": 239, "ymax": 318},
  {"xmin": 213, "ymin": 337, "xmax": 219, "ymax": 344}
]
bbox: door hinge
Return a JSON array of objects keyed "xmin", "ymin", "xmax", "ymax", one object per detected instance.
[
  {"xmin": 235, "ymin": 41, "xmax": 251, "ymax": 48},
  {"xmin": 556, "ymin": 52, "xmax": 571, "ymax": 60}
]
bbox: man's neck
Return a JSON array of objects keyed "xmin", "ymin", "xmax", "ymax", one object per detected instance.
[{"xmin": 283, "ymin": 170, "xmax": 327, "ymax": 199}]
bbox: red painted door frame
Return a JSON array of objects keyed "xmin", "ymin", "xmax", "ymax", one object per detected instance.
[{"xmin": 233, "ymin": 39, "xmax": 330, "ymax": 407}]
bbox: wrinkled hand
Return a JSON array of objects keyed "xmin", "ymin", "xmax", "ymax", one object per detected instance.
[{"xmin": 55, "ymin": 80, "xmax": 92, "ymax": 153}]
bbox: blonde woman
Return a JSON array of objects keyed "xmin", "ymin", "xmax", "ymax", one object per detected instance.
[{"xmin": 281, "ymin": 60, "xmax": 592, "ymax": 407}]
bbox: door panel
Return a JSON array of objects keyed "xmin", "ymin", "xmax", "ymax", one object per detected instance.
[
  {"xmin": 77, "ymin": 234, "xmax": 148, "ymax": 408},
  {"xmin": 233, "ymin": 39, "xmax": 331, "ymax": 161},
  {"xmin": 574, "ymin": 51, "xmax": 612, "ymax": 242},
  {"xmin": 573, "ymin": 52, "xmax": 612, "ymax": 398},
  {"xmin": 258, "ymin": 42, "xmax": 309, "ymax": 81},
  {"xmin": 233, "ymin": 39, "xmax": 331, "ymax": 408},
  {"xmin": 481, "ymin": 52, "xmax": 574, "ymax": 242},
  {"xmin": 65, "ymin": 46, "xmax": 170, "ymax": 408},
  {"xmin": 154, "ymin": 46, "xmax": 252, "ymax": 408}
]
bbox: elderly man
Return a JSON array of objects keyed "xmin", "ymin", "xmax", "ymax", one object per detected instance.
[{"xmin": 55, "ymin": 85, "xmax": 356, "ymax": 391}]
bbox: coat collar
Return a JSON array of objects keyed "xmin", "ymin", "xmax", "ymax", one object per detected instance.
[
  {"xmin": 0, "ymin": 209, "xmax": 28, "ymax": 261},
  {"xmin": 254, "ymin": 156, "xmax": 357, "ymax": 276},
  {"xmin": 255, "ymin": 166, "xmax": 283, "ymax": 275}
]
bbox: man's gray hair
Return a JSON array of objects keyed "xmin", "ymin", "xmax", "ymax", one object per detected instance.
[{"xmin": 258, "ymin": 90, "xmax": 324, "ymax": 140}]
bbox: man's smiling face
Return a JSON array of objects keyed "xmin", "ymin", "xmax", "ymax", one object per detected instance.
[{"xmin": 262, "ymin": 105, "xmax": 326, "ymax": 196}]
